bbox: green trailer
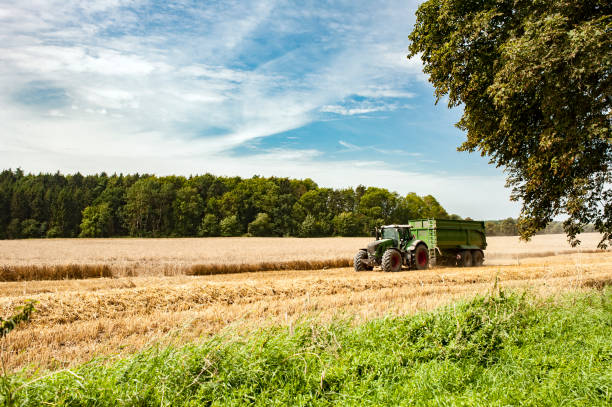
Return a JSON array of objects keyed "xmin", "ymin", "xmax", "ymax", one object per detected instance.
[
  {"xmin": 408, "ymin": 218, "xmax": 487, "ymax": 267},
  {"xmin": 354, "ymin": 218, "xmax": 487, "ymax": 272}
]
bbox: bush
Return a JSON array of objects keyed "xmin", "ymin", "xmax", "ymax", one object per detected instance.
[
  {"xmin": 220, "ymin": 215, "xmax": 242, "ymax": 237},
  {"xmin": 198, "ymin": 214, "xmax": 220, "ymax": 237},
  {"xmin": 20, "ymin": 219, "xmax": 42, "ymax": 238},
  {"xmin": 46, "ymin": 226, "xmax": 62, "ymax": 238},
  {"xmin": 79, "ymin": 203, "xmax": 113, "ymax": 237},
  {"xmin": 298, "ymin": 214, "xmax": 331, "ymax": 237},
  {"xmin": 247, "ymin": 213, "xmax": 274, "ymax": 237},
  {"xmin": 332, "ymin": 212, "xmax": 362, "ymax": 236}
]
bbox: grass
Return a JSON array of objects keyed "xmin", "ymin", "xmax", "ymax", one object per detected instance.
[
  {"xmin": 188, "ymin": 258, "xmax": 352, "ymax": 276},
  {"xmin": 0, "ymin": 264, "xmax": 113, "ymax": 282},
  {"xmin": 3, "ymin": 288, "xmax": 611, "ymax": 406}
]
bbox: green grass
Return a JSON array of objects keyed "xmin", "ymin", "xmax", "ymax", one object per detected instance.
[{"xmin": 3, "ymin": 288, "xmax": 611, "ymax": 406}]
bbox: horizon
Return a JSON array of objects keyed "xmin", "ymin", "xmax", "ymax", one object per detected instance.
[{"xmin": 0, "ymin": 0, "xmax": 520, "ymax": 219}]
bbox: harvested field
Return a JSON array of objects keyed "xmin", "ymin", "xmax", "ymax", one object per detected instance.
[
  {"xmin": 0, "ymin": 249, "xmax": 610, "ymax": 373},
  {"xmin": 0, "ymin": 233, "xmax": 607, "ymax": 279}
]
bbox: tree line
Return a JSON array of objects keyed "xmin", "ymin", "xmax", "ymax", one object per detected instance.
[
  {"xmin": 484, "ymin": 218, "xmax": 597, "ymax": 237},
  {"xmin": 0, "ymin": 169, "xmax": 453, "ymax": 239}
]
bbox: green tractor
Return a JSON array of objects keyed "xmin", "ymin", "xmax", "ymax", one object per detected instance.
[
  {"xmin": 354, "ymin": 225, "xmax": 430, "ymax": 272},
  {"xmin": 354, "ymin": 219, "xmax": 487, "ymax": 272}
]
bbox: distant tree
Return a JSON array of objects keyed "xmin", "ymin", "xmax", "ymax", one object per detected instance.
[
  {"xmin": 50, "ymin": 187, "xmax": 80, "ymax": 237},
  {"xmin": 485, "ymin": 222, "xmax": 498, "ymax": 237},
  {"xmin": 123, "ymin": 177, "xmax": 175, "ymax": 236},
  {"xmin": 501, "ymin": 218, "xmax": 519, "ymax": 236},
  {"xmin": 409, "ymin": 0, "xmax": 611, "ymax": 247},
  {"xmin": 93, "ymin": 184, "xmax": 127, "ymax": 236},
  {"xmin": 79, "ymin": 203, "xmax": 113, "ymax": 237},
  {"xmin": 247, "ymin": 213, "xmax": 274, "ymax": 237},
  {"xmin": 358, "ymin": 187, "xmax": 398, "ymax": 223},
  {"xmin": 422, "ymin": 195, "xmax": 449, "ymax": 219},
  {"xmin": 46, "ymin": 226, "xmax": 62, "ymax": 238},
  {"xmin": 199, "ymin": 214, "xmax": 220, "ymax": 237},
  {"xmin": 298, "ymin": 214, "xmax": 325, "ymax": 237},
  {"xmin": 333, "ymin": 212, "xmax": 362, "ymax": 236},
  {"xmin": 220, "ymin": 215, "xmax": 242, "ymax": 237},
  {"xmin": 173, "ymin": 186, "xmax": 204, "ymax": 236},
  {"xmin": 20, "ymin": 219, "xmax": 42, "ymax": 238},
  {"xmin": 398, "ymin": 193, "xmax": 427, "ymax": 220},
  {"xmin": 6, "ymin": 219, "xmax": 21, "ymax": 239}
]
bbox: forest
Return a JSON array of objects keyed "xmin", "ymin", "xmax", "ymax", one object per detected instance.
[
  {"xmin": 0, "ymin": 169, "xmax": 454, "ymax": 239},
  {"xmin": 0, "ymin": 169, "xmax": 579, "ymax": 239}
]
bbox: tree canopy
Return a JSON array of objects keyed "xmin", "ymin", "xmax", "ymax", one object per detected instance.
[
  {"xmin": 408, "ymin": 0, "xmax": 611, "ymax": 247},
  {"xmin": 0, "ymin": 169, "xmax": 461, "ymax": 239}
]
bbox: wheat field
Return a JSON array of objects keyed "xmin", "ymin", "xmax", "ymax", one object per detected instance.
[
  {"xmin": 0, "ymin": 233, "xmax": 610, "ymax": 372},
  {"xmin": 0, "ymin": 233, "xmax": 606, "ymax": 279}
]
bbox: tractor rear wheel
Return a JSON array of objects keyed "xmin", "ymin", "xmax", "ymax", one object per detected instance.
[
  {"xmin": 460, "ymin": 250, "xmax": 473, "ymax": 267},
  {"xmin": 472, "ymin": 250, "xmax": 484, "ymax": 266},
  {"xmin": 382, "ymin": 249, "xmax": 402, "ymax": 272},
  {"xmin": 414, "ymin": 244, "xmax": 429, "ymax": 270},
  {"xmin": 354, "ymin": 250, "xmax": 371, "ymax": 272}
]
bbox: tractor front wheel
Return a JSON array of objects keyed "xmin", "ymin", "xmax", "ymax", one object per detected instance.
[
  {"xmin": 414, "ymin": 244, "xmax": 429, "ymax": 270},
  {"xmin": 382, "ymin": 249, "xmax": 402, "ymax": 272},
  {"xmin": 354, "ymin": 250, "xmax": 372, "ymax": 272}
]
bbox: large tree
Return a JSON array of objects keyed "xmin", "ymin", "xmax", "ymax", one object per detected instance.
[{"xmin": 409, "ymin": 0, "xmax": 611, "ymax": 246}]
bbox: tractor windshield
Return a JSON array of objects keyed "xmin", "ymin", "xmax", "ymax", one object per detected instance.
[{"xmin": 381, "ymin": 228, "xmax": 399, "ymax": 243}]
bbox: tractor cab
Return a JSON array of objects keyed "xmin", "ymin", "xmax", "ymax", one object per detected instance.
[{"xmin": 377, "ymin": 225, "xmax": 413, "ymax": 248}]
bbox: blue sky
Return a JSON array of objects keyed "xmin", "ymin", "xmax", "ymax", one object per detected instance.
[{"xmin": 0, "ymin": 0, "xmax": 518, "ymax": 218}]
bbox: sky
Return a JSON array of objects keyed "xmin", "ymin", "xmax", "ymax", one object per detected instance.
[{"xmin": 0, "ymin": 0, "xmax": 520, "ymax": 219}]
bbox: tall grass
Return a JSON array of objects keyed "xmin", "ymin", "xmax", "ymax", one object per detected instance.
[
  {"xmin": 0, "ymin": 265, "xmax": 112, "ymax": 281},
  {"xmin": 188, "ymin": 258, "xmax": 352, "ymax": 276},
  {"xmin": 5, "ymin": 288, "xmax": 610, "ymax": 406}
]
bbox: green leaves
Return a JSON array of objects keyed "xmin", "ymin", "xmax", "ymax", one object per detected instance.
[
  {"xmin": 0, "ymin": 301, "xmax": 35, "ymax": 338},
  {"xmin": 409, "ymin": 0, "xmax": 612, "ymax": 247}
]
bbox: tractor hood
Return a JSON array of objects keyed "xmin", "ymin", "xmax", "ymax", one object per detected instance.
[{"xmin": 367, "ymin": 239, "xmax": 393, "ymax": 256}]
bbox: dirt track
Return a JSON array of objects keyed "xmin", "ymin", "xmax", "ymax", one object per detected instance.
[{"xmin": 1, "ymin": 251, "xmax": 610, "ymax": 373}]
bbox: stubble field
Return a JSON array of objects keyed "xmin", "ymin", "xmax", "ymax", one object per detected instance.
[{"xmin": 0, "ymin": 233, "xmax": 610, "ymax": 373}]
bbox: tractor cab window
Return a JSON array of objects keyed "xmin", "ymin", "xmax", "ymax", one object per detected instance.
[
  {"xmin": 381, "ymin": 228, "xmax": 399, "ymax": 243},
  {"xmin": 399, "ymin": 228, "xmax": 411, "ymax": 242}
]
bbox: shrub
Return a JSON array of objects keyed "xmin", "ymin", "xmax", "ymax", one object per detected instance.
[
  {"xmin": 198, "ymin": 214, "xmax": 220, "ymax": 237},
  {"xmin": 247, "ymin": 213, "xmax": 274, "ymax": 237},
  {"xmin": 220, "ymin": 215, "xmax": 241, "ymax": 237}
]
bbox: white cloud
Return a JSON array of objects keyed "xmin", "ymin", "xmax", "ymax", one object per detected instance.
[
  {"xmin": 322, "ymin": 99, "xmax": 410, "ymax": 116},
  {"xmin": 0, "ymin": 0, "xmax": 518, "ymax": 218}
]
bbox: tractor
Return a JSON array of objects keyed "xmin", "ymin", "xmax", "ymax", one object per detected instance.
[
  {"xmin": 354, "ymin": 219, "xmax": 487, "ymax": 272},
  {"xmin": 354, "ymin": 225, "xmax": 429, "ymax": 272}
]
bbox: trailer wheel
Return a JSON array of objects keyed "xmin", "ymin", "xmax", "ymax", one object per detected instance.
[
  {"xmin": 472, "ymin": 250, "xmax": 484, "ymax": 266},
  {"xmin": 460, "ymin": 250, "xmax": 473, "ymax": 267},
  {"xmin": 414, "ymin": 244, "xmax": 429, "ymax": 270},
  {"xmin": 354, "ymin": 250, "xmax": 372, "ymax": 272},
  {"xmin": 382, "ymin": 249, "xmax": 402, "ymax": 272}
]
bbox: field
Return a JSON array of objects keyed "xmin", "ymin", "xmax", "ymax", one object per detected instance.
[
  {"xmin": 0, "ymin": 233, "xmax": 606, "ymax": 278},
  {"xmin": 0, "ymin": 233, "xmax": 610, "ymax": 377}
]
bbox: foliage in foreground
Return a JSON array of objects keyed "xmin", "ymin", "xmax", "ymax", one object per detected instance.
[
  {"xmin": 4, "ymin": 289, "xmax": 611, "ymax": 405},
  {"xmin": 409, "ymin": 0, "xmax": 611, "ymax": 247},
  {"xmin": 0, "ymin": 302, "xmax": 35, "ymax": 339}
]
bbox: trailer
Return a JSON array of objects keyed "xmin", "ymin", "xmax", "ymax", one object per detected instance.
[
  {"xmin": 354, "ymin": 218, "xmax": 487, "ymax": 272},
  {"xmin": 407, "ymin": 218, "xmax": 487, "ymax": 267}
]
